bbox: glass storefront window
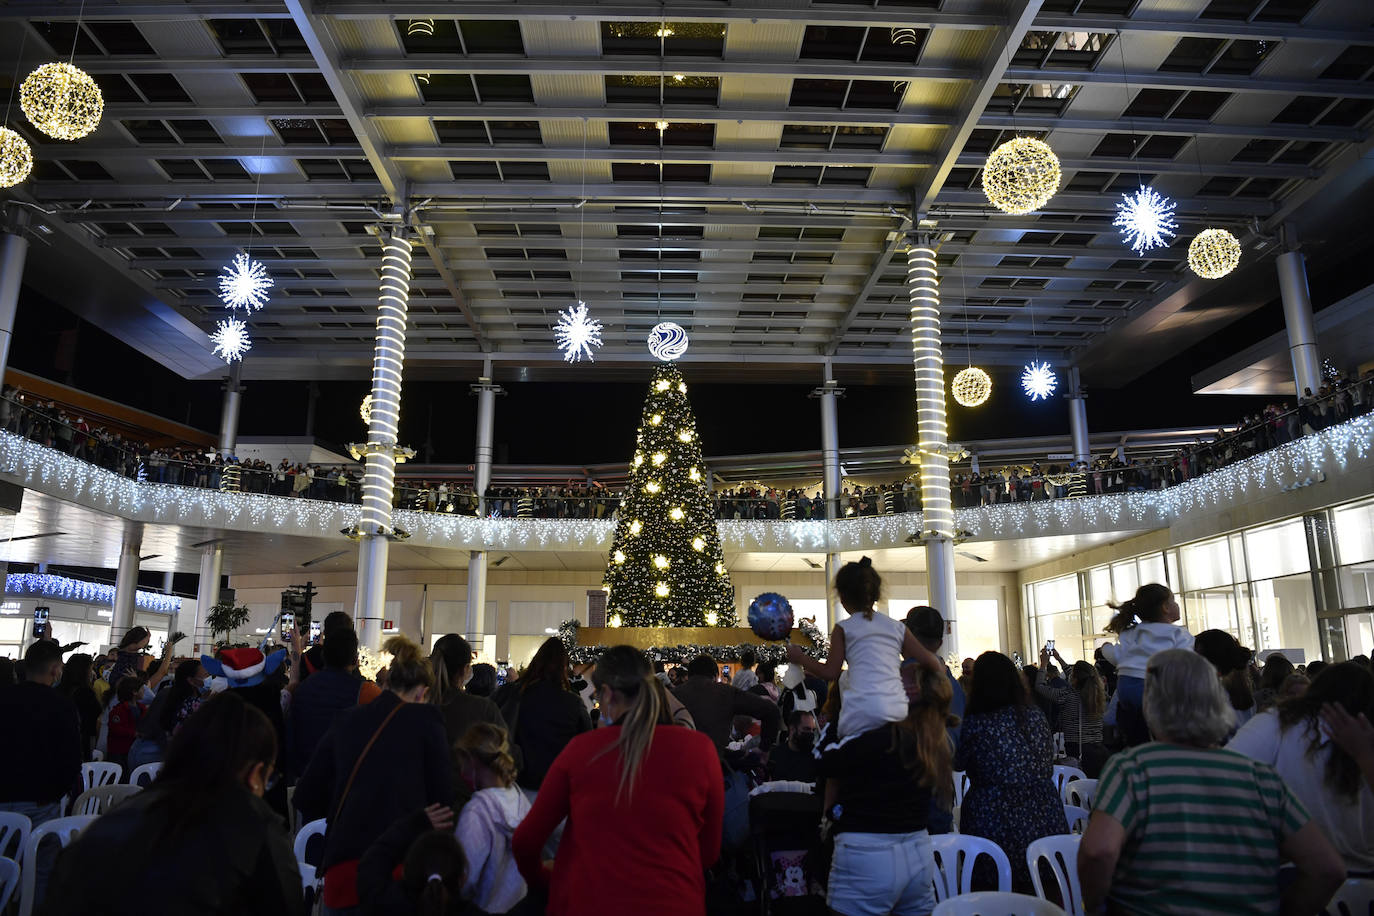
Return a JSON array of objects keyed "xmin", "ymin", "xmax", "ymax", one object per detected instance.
[
  {"xmin": 1182, "ymin": 587, "xmax": 1242, "ymax": 637},
  {"xmin": 1251, "ymin": 573, "xmax": 1321, "ymax": 662},
  {"xmin": 1138, "ymin": 554, "xmax": 1166, "ymax": 589},
  {"xmin": 1110, "ymin": 560, "xmax": 1138, "ymax": 600},
  {"xmin": 1334, "ymin": 500, "xmax": 1374, "ymax": 566},
  {"xmin": 1244, "ymin": 520, "xmax": 1311, "ymax": 580},
  {"xmin": 1181, "ymin": 538, "xmax": 1232, "ymax": 590},
  {"xmin": 1033, "ymin": 575, "xmax": 1079, "ymax": 614}
]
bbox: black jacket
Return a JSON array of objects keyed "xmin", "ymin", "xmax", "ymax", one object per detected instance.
[
  {"xmin": 294, "ymin": 691, "xmax": 454, "ymax": 872},
  {"xmin": 492, "ymin": 679, "xmax": 590, "ymax": 790},
  {"xmin": 358, "ymin": 809, "xmax": 490, "ymax": 916},
  {"xmin": 289, "ymin": 667, "xmax": 369, "ymax": 777},
  {"xmin": 39, "ymin": 783, "xmax": 301, "ymax": 916},
  {"xmin": 672, "ymin": 675, "xmax": 781, "ymax": 755},
  {"xmin": 0, "ymin": 681, "xmax": 82, "ymax": 804}
]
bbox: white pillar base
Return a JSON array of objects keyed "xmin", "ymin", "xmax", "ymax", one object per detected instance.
[
  {"xmin": 355, "ymin": 534, "xmax": 389, "ymax": 651},
  {"xmin": 466, "ymin": 550, "xmax": 487, "ymax": 643},
  {"xmin": 112, "ymin": 526, "xmax": 143, "ymax": 643}
]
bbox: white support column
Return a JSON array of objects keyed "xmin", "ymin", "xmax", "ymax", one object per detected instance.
[
  {"xmin": 111, "ymin": 523, "xmax": 143, "ymax": 644},
  {"xmin": 191, "ymin": 543, "xmax": 222, "ymax": 651},
  {"xmin": 1276, "ymin": 245, "xmax": 1323, "ymax": 398},
  {"xmin": 353, "ymin": 225, "xmax": 414, "ymax": 650},
  {"xmin": 218, "ymin": 360, "xmax": 243, "ymax": 456},
  {"xmin": 907, "ymin": 233, "xmax": 957, "ymax": 620},
  {"xmin": 467, "ymin": 362, "xmax": 502, "ymax": 643},
  {"xmin": 0, "ymin": 211, "xmax": 30, "ymax": 385},
  {"xmin": 1067, "ymin": 367, "xmax": 1090, "ymax": 468},
  {"xmin": 811, "ymin": 371, "xmax": 845, "ymax": 624}
]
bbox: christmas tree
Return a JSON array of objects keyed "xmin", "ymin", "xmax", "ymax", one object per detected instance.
[{"xmin": 603, "ymin": 364, "xmax": 737, "ymax": 627}]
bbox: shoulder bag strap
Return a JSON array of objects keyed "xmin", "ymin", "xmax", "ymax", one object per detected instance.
[{"xmin": 333, "ymin": 702, "xmax": 405, "ymax": 822}]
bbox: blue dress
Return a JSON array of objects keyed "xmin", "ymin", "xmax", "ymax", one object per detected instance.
[{"xmin": 953, "ymin": 705, "xmax": 1068, "ymax": 892}]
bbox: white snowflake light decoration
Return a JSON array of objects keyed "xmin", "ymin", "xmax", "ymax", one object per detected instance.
[
  {"xmin": 553, "ymin": 301, "xmax": 603, "ymax": 362},
  {"xmin": 210, "ymin": 317, "xmax": 252, "ymax": 362},
  {"xmin": 217, "ymin": 252, "xmax": 274, "ymax": 311},
  {"xmin": 1021, "ymin": 360, "xmax": 1058, "ymax": 401},
  {"xmin": 1114, "ymin": 185, "xmax": 1178, "ymax": 254}
]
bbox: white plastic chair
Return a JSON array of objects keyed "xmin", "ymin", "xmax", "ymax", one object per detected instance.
[
  {"xmin": 1051, "ymin": 765, "xmax": 1086, "ymax": 802},
  {"xmin": 1027, "ymin": 834, "xmax": 1085, "ymax": 916},
  {"xmin": 294, "ymin": 818, "xmax": 328, "ymax": 895},
  {"xmin": 17, "ymin": 815, "xmax": 97, "ymax": 916},
  {"xmin": 1063, "ymin": 804, "xmax": 1090, "ymax": 835},
  {"xmin": 952, "ymin": 805, "xmax": 961, "ymax": 833},
  {"xmin": 1065, "ymin": 778, "xmax": 1097, "ymax": 810},
  {"xmin": 89, "ymin": 749, "xmax": 104, "ymax": 762},
  {"xmin": 71, "ymin": 783, "xmax": 142, "ymax": 816},
  {"xmin": 0, "ymin": 857, "xmax": 18, "ymax": 913},
  {"xmin": 126, "ymin": 762, "xmax": 162, "ymax": 787},
  {"xmin": 953, "ymin": 770, "xmax": 970, "ymax": 807},
  {"xmin": 930, "ymin": 833, "xmax": 1013, "ymax": 901},
  {"xmin": 80, "ymin": 761, "xmax": 122, "ymax": 791},
  {"xmin": 933, "ymin": 891, "xmax": 1069, "ymax": 916},
  {"xmin": 1324, "ymin": 878, "xmax": 1374, "ymax": 916},
  {"xmin": 0, "ymin": 812, "xmax": 31, "ymax": 862}
]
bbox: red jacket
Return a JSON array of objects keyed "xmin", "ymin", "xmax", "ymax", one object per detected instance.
[
  {"xmin": 512, "ymin": 724, "xmax": 723, "ymax": 916},
  {"xmin": 107, "ymin": 700, "xmax": 145, "ymax": 756}
]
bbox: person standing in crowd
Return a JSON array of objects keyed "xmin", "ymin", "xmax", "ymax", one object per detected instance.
[
  {"xmin": 673, "ymin": 654, "xmax": 781, "ymax": 756},
  {"xmin": 768, "ymin": 710, "xmax": 820, "ymax": 783},
  {"xmin": 512, "ymin": 646, "xmax": 723, "ymax": 916},
  {"xmin": 38, "ymin": 692, "xmax": 302, "ymax": 916},
  {"xmin": 732, "ymin": 649, "xmax": 759, "ymax": 691},
  {"xmin": 493, "ymin": 637, "xmax": 591, "ymax": 800},
  {"xmin": 1079, "ymin": 649, "xmax": 1343, "ymax": 914},
  {"xmin": 430, "ymin": 633, "xmax": 513, "ymax": 805},
  {"xmin": 290, "ymin": 626, "xmax": 379, "ymax": 778},
  {"xmin": 1194, "ymin": 628, "xmax": 1258, "ymax": 731},
  {"xmin": 467, "ymin": 663, "xmax": 498, "ymax": 698},
  {"xmin": 108, "ymin": 626, "xmax": 174, "ymax": 693},
  {"xmin": 203, "ymin": 647, "xmax": 291, "ymax": 818},
  {"xmin": 1098, "ymin": 583, "xmax": 1193, "ymax": 746},
  {"xmin": 1228, "ymin": 661, "xmax": 1374, "ymax": 874},
  {"xmin": 904, "ymin": 605, "xmax": 966, "ymax": 833},
  {"xmin": 104, "ymin": 675, "xmax": 145, "ymax": 770},
  {"xmin": 1035, "ymin": 646, "xmax": 1108, "ymax": 776},
  {"xmin": 0, "ymin": 639, "xmax": 82, "ymax": 907},
  {"xmin": 955, "ymin": 651, "xmax": 1067, "ymax": 893},
  {"xmin": 295, "ymin": 634, "xmax": 453, "ymax": 916},
  {"xmin": 453, "ymin": 723, "xmax": 533, "ymax": 915},
  {"xmin": 58, "ymin": 652, "xmax": 102, "ymax": 760},
  {"xmin": 159, "ymin": 658, "xmax": 208, "ymax": 738},
  {"xmin": 787, "ymin": 558, "xmax": 944, "ymax": 742},
  {"xmin": 819, "ymin": 663, "xmax": 954, "ymax": 916}
]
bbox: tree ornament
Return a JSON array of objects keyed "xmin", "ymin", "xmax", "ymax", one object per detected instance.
[
  {"xmin": 217, "ymin": 252, "xmax": 274, "ymax": 311},
  {"xmin": 982, "ymin": 137, "xmax": 1060, "ymax": 215},
  {"xmin": 951, "ymin": 366, "xmax": 992, "ymax": 407},
  {"xmin": 0, "ymin": 128, "xmax": 33, "ymax": 188},
  {"xmin": 21, "ymin": 62, "xmax": 103, "ymax": 140},
  {"xmin": 1114, "ymin": 185, "xmax": 1178, "ymax": 253},
  {"xmin": 1188, "ymin": 228, "xmax": 1241, "ymax": 280},
  {"xmin": 553, "ymin": 300, "xmax": 603, "ymax": 362},
  {"xmin": 1021, "ymin": 360, "xmax": 1057, "ymax": 401}
]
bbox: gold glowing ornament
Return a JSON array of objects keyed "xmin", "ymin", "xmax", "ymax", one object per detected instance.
[
  {"xmin": 653, "ymin": 554, "xmax": 670, "ymax": 569},
  {"xmin": 1187, "ymin": 228, "xmax": 1242, "ymax": 280},
  {"xmin": 689, "ymin": 467, "xmax": 701, "ymax": 482},
  {"xmin": 692, "ymin": 537, "xmax": 706, "ymax": 552},
  {"xmin": 704, "ymin": 611, "xmax": 718, "ymax": 626},
  {"xmin": 650, "ymin": 414, "xmax": 663, "ymax": 426},
  {"xmin": 669, "ymin": 507, "xmax": 685, "ymax": 521},
  {"xmin": 360, "ymin": 395, "xmax": 373, "ymax": 425},
  {"xmin": 651, "ymin": 452, "xmax": 667, "ymax": 466},
  {"xmin": 655, "ymin": 582, "xmax": 670, "ymax": 598},
  {"xmin": 633, "ymin": 453, "xmax": 644, "ymax": 467},
  {"xmin": 656, "ymin": 379, "xmax": 671, "ymax": 392},
  {"xmin": 982, "ymin": 137, "xmax": 1061, "ymax": 215},
  {"xmin": 715, "ymin": 562, "xmax": 727, "ymax": 576},
  {"xmin": 629, "ymin": 519, "xmax": 643, "ymax": 535},
  {"xmin": 0, "ymin": 128, "xmax": 32, "ymax": 188},
  {"xmin": 645, "ymin": 480, "xmax": 661, "ymax": 494},
  {"xmin": 21, "ymin": 62, "xmax": 103, "ymax": 141},
  {"xmin": 613, "ymin": 550, "xmax": 626, "ymax": 564},
  {"xmin": 608, "ymin": 613, "xmax": 623, "ymax": 628},
  {"xmin": 951, "ymin": 366, "xmax": 992, "ymax": 408},
  {"xmin": 678, "ymin": 430, "xmax": 693, "ymax": 443}
]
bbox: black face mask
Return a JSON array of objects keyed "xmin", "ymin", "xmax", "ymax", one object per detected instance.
[{"xmin": 793, "ymin": 730, "xmax": 816, "ymax": 749}]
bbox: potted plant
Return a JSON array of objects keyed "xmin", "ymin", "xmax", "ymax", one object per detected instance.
[{"xmin": 206, "ymin": 601, "xmax": 252, "ymax": 649}]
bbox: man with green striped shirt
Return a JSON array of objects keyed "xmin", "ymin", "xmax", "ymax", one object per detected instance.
[{"xmin": 1079, "ymin": 649, "xmax": 1343, "ymax": 915}]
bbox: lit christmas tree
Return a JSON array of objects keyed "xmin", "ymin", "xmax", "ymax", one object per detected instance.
[{"xmin": 603, "ymin": 364, "xmax": 736, "ymax": 627}]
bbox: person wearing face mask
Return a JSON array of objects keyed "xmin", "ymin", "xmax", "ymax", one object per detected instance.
[
  {"xmin": 38, "ymin": 691, "xmax": 302, "ymax": 916},
  {"xmin": 768, "ymin": 710, "xmax": 820, "ymax": 783},
  {"xmin": 159, "ymin": 659, "xmax": 209, "ymax": 738},
  {"xmin": 429, "ymin": 633, "xmax": 516, "ymax": 806}
]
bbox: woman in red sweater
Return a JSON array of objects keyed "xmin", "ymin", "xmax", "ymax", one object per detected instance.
[{"xmin": 512, "ymin": 645, "xmax": 723, "ymax": 916}]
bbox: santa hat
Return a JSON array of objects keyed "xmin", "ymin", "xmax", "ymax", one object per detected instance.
[{"xmin": 202, "ymin": 647, "xmax": 287, "ymax": 687}]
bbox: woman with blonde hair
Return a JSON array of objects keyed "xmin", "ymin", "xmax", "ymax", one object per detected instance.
[
  {"xmin": 454, "ymin": 723, "xmax": 533, "ymax": 914},
  {"xmin": 512, "ymin": 646, "xmax": 723, "ymax": 916},
  {"xmin": 295, "ymin": 634, "xmax": 454, "ymax": 916}
]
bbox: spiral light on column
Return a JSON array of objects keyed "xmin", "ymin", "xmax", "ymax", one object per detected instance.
[
  {"xmin": 907, "ymin": 239, "xmax": 954, "ymax": 539},
  {"xmin": 358, "ymin": 228, "xmax": 413, "ymax": 535},
  {"xmin": 0, "ymin": 128, "xmax": 32, "ymax": 188},
  {"xmin": 21, "ymin": 62, "xmax": 103, "ymax": 140},
  {"xmin": 982, "ymin": 137, "xmax": 1060, "ymax": 215}
]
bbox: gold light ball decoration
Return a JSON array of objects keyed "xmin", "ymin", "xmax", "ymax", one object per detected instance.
[
  {"xmin": 21, "ymin": 62, "xmax": 104, "ymax": 141},
  {"xmin": 1187, "ymin": 228, "xmax": 1242, "ymax": 280},
  {"xmin": 982, "ymin": 137, "xmax": 1061, "ymax": 215},
  {"xmin": 0, "ymin": 128, "xmax": 33, "ymax": 188},
  {"xmin": 951, "ymin": 366, "xmax": 992, "ymax": 407}
]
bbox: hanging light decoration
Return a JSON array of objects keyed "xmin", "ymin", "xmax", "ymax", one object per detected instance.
[
  {"xmin": 0, "ymin": 127, "xmax": 32, "ymax": 188},
  {"xmin": 982, "ymin": 136, "xmax": 1060, "ymax": 215},
  {"xmin": 951, "ymin": 366, "xmax": 992, "ymax": 407},
  {"xmin": 217, "ymin": 252, "xmax": 274, "ymax": 311},
  {"xmin": 1188, "ymin": 228, "xmax": 1241, "ymax": 279},
  {"xmin": 1021, "ymin": 361, "xmax": 1058, "ymax": 401},
  {"xmin": 406, "ymin": 18, "xmax": 435, "ymax": 36},
  {"xmin": 1114, "ymin": 185, "xmax": 1178, "ymax": 253},
  {"xmin": 891, "ymin": 27, "xmax": 919, "ymax": 45},
  {"xmin": 210, "ymin": 317, "xmax": 252, "ymax": 363},
  {"xmin": 20, "ymin": 62, "xmax": 103, "ymax": 141},
  {"xmin": 553, "ymin": 300, "xmax": 603, "ymax": 362},
  {"xmin": 360, "ymin": 394, "xmax": 374, "ymax": 425}
]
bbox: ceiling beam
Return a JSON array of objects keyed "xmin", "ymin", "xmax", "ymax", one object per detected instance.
[
  {"xmin": 978, "ymin": 114, "xmax": 1364, "ymax": 144},
  {"xmin": 368, "ymin": 103, "xmax": 957, "ymax": 129},
  {"xmin": 1032, "ymin": 14, "xmax": 1374, "ymax": 44},
  {"xmin": 1002, "ymin": 67, "xmax": 1374, "ymax": 100},
  {"xmin": 61, "ymin": 55, "xmax": 320, "ymax": 74},
  {"xmin": 341, "ymin": 56, "xmax": 978, "ymax": 82}
]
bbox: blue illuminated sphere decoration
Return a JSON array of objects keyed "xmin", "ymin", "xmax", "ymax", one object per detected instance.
[{"xmin": 747, "ymin": 592, "xmax": 795, "ymax": 641}]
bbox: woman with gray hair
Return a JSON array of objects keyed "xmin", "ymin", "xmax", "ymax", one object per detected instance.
[{"xmin": 1079, "ymin": 649, "xmax": 1343, "ymax": 915}]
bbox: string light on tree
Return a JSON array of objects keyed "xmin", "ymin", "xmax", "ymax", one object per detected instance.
[
  {"xmin": 1188, "ymin": 228, "xmax": 1242, "ymax": 279},
  {"xmin": 217, "ymin": 252, "xmax": 274, "ymax": 311},
  {"xmin": 1114, "ymin": 185, "xmax": 1178, "ymax": 253},
  {"xmin": 951, "ymin": 367, "xmax": 992, "ymax": 407},
  {"xmin": 0, "ymin": 128, "xmax": 33, "ymax": 188},
  {"xmin": 20, "ymin": 62, "xmax": 103, "ymax": 140},
  {"xmin": 210, "ymin": 317, "xmax": 252, "ymax": 363},
  {"xmin": 647, "ymin": 322, "xmax": 689, "ymax": 361},
  {"xmin": 1021, "ymin": 360, "xmax": 1058, "ymax": 401},
  {"xmin": 553, "ymin": 300, "xmax": 603, "ymax": 363},
  {"xmin": 982, "ymin": 137, "xmax": 1061, "ymax": 215},
  {"xmin": 601, "ymin": 363, "xmax": 736, "ymax": 627}
]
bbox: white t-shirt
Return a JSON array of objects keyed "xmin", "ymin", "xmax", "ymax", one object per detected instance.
[
  {"xmin": 1228, "ymin": 709, "xmax": 1374, "ymax": 872},
  {"xmin": 1100, "ymin": 622, "xmax": 1194, "ymax": 679},
  {"xmin": 835, "ymin": 611, "xmax": 908, "ymax": 738}
]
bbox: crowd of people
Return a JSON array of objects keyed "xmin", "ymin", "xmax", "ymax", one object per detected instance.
[{"xmin": 2, "ymin": 559, "xmax": 1370, "ymax": 915}]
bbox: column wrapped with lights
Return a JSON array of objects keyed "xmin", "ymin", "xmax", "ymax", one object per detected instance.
[
  {"xmin": 907, "ymin": 234, "xmax": 958, "ymax": 619},
  {"xmin": 359, "ymin": 227, "xmax": 413, "ymax": 535}
]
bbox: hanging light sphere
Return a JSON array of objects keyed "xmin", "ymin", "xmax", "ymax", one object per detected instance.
[
  {"xmin": 951, "ymin": 366, "xmax": 992, "ymax": 407},
  {"xmin": 1187, "ymin": 228, "xmax": 1242, "ymax": 280},
  {"xmin": 0, "ymin": 128, "xmax": 33, "ymax": 188},
  {"xmin": 982, "ymin": 137, "xmax": 1061, "ymax": 215},
  {"xmin": 21, "ymin": 62, "xmax": 104, "ymax": 141}
]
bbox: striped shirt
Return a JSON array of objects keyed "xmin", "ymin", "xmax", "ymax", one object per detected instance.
[
  {"xmin": 1034, "ymin": 670, "xmax": 1102, "ymax": 746},
  {"xmin": 1095, "ymin": 743, "xmax": 1309, "ymax": 915}
]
